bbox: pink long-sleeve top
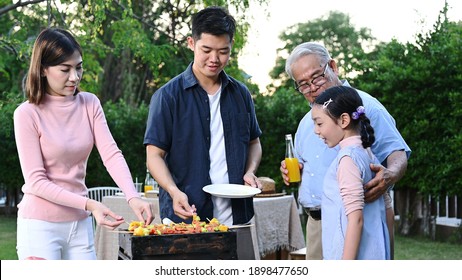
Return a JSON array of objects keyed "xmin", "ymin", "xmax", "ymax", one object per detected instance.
[
  {"xmin": 337, "ymin": 136, "xmax": 392, "ymax": 215},
  {"xmin": 14, "ymin": 92, "xmax": 139, "ymax": 222},
  {"xmin": 337, "ymin": 136, "xmax": 366, "ymax": 216}
]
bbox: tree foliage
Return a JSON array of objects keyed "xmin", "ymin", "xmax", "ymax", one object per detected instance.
[
  {"xmin": 0, "ymin": 93, "xmax": 23, "ymax": 190},
  {"xmin": 268, "ymin": 10, "xmax": 376, "ymax": 89},
  {"xmin": 254, "ymin": 10, "xmax": 377, "ymax": 186},
  {"xmin": 254, "ymin": 87, "xmax": 306, "ymax": 189},
  {"xmin": 86, "ymin": 100, "xmax": 150, "ymax": 187},
  {"xmin": 0, "ymin": 0, "xmax": 260, "ymax": 105},
  {"xmin": 354, "ymin": 6, "xmax": 462, "ymax": 197},
  {"xmin": 0, "ymin": 0, "xmax": 267, "ymax": 204}
]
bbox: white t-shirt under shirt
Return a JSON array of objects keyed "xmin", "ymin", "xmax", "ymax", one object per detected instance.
[{"xmin": 208, "ymin": 86, "xmax": 233, "ymax": 226}]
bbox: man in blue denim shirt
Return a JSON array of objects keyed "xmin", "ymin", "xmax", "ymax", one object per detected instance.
[{"xmin": 144, "ymin": 6, "xmax": 262, "ymax": 259}]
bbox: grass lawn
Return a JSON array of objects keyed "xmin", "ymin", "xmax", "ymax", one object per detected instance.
[
  {"xmin": 1, "ymin": 215, "xmax": 461, "ymax": 260},
  {"xmin": 395, "ymin": 234, "xmax": 462, "ymax": 260},
  {"xmin": 0, "ymin": 215, "xmax": 18, "ymax": 260}
]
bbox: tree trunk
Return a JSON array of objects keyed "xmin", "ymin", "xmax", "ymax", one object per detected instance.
[
  {"xmin": 420, "ymin": 195, "xmax": 433, "ymax": 238},
  {"xmin": 101, "ymin": 53, "xmax": 124, "ymax": 103},
  {"xmin": 394, "ymin": 188, "xmax": 432, "ymax": 237},
  {"xmin": 2, "ymin": 188, "xmax": 20, "ymax": 216}
]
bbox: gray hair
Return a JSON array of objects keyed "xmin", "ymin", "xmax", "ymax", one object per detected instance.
[{"xmin": 285, "ymin": 42, "xmax": 332, "ymax": 80}]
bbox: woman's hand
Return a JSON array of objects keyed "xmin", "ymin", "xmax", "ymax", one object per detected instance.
[
  {"xmin": 128, "ymin": 197, "xmax": 154, "ymax": 225},
  {"xmin": 85, "ymin": 199, "xmax": 124, "ymax": 230}
]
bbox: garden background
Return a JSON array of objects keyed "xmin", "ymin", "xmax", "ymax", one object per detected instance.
[{"xmin": 1, "ymin": 0, "xmax": 461, "ymax": 254}]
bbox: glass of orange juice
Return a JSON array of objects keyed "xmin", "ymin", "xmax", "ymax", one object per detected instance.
[
  {"xmin": 144, "ymin": 184, "xmax": 154, "ymax": 196},
  {"xmin": 285, "ymin": 157, "xmax": 301, "ymax": 183}
]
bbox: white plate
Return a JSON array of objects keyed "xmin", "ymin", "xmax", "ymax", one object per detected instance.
[
  {"xmin": 115, "ymin": 192, "xmax": 145, "ymax": 197},
  {"xmin": 202, "ymin": 184, "xmax": 261, "ymax": 198}
]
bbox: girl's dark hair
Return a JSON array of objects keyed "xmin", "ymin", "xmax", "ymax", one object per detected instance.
[
  {"xmin": 314, "ymin": 86, "xmax": 375, "ymax": 148},
  {"xmin": 25, "ymin": 27, "xmax": 83, "ymax": 105},
  {"xmin": 191, "ymin": 6, "xmax": 236, "ymax": 42}
]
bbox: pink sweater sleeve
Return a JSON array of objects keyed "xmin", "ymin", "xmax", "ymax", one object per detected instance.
[
  {"xmin": 337, "ymin": 156, "xmax": 364, "ymax": 216},
  {"xmin": 87, "ymin": 95, "xmax": 139, "ymax": 201}
]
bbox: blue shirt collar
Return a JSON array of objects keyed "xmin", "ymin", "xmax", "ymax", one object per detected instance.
[{"xmin": 183, "ymin": 62, "xmax": 231, "ymax": 91}]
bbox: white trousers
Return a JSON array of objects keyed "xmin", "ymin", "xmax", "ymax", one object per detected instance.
[{"xmin": 16, "ymin": 216, "xmax": 96, "ymax": 260}]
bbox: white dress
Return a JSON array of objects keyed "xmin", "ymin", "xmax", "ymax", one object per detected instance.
[{"xmin": 321, "ymin": 141, "xmax": 390, "ymax": 260}]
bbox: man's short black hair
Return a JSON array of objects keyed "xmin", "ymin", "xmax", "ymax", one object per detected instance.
[{"xmin": 191, "ymin": 6, "xmax": 236, "ymax": 42}]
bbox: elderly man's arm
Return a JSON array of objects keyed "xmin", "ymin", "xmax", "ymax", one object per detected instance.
[{"xmin": 364, "ymin": 150, "xmax": 408, "ymax": 203}]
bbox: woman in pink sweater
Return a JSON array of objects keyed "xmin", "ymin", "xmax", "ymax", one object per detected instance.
[{"xmin": 13, "ymin": 28, "xmax": 153, "ymax": 260}]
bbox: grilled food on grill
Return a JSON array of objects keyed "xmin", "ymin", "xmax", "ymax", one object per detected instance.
[{"xmin": 129, "ymin": 214, "xmax": 229, "ymax": 236}]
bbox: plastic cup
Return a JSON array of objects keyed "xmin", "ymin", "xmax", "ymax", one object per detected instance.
[
  {"xmin": 134, "ymin": 183, "xmax": 143, "ymax": 192},
  {"xmin": 144, "ymin": 185, "xmax": 153, "ymax": 195}
]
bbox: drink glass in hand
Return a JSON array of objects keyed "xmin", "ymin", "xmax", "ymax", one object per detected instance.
[
  {"xmin": 285, "ymin": 134, "xmax": 301, "ymax": 183},
  {"xmin": 285, "ymin": 157, "xmax": 301, "ymax": 183}
]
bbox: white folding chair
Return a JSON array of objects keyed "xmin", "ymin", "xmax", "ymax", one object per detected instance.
[
  {"xmin": 87, "ymin": 186, "xmax": 120, "ymax": 202},
  {"xmin": 87, "ymin": 186, "xmax": 120, "ymax": 231}
]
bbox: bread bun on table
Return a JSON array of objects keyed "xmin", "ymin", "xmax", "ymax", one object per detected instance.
[{"xmin": 258, "ymin": 177, "xmax": 276, "ymax": 194}]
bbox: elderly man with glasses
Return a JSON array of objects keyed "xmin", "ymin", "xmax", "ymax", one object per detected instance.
[{"xmin": 280, "ymin": 42, "xmax": 411, "ymax": 260}]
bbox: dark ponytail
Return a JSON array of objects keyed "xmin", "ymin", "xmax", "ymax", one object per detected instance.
[{"xmin": 358, "ymin": 114, "xmax": 375, "ymax": 148}]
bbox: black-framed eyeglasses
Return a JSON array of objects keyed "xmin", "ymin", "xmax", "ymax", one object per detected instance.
[{"xmin": 294, "ymin": 62, "xmax": 329, "ymax": 94}]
